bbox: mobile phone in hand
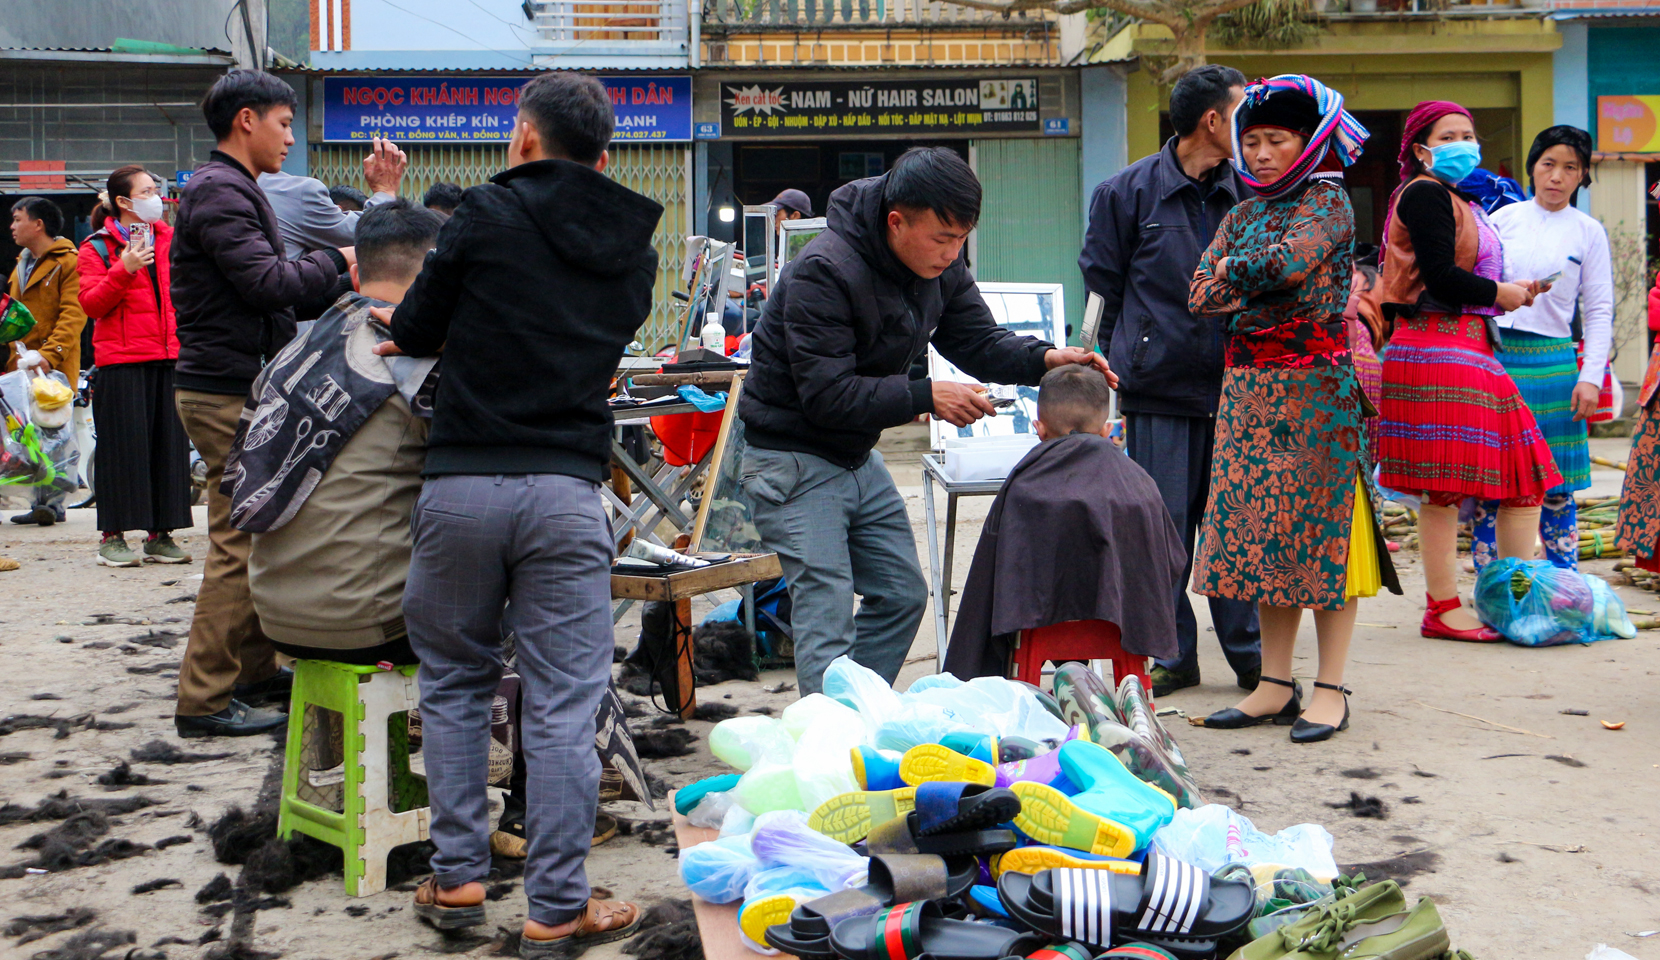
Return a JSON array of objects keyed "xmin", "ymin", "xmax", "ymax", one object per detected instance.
[{"xmin": 129, "ymin": 222, "xmax": 150, "ymax": 249}]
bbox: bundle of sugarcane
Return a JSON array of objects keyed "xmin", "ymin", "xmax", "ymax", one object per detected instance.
[{"xmin": 1579, "ymin": 528, "xmax": 1625, "ymax": 560}]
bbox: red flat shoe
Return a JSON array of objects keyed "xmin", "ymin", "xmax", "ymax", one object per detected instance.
[{"xmin": 1420, "ymin": 593, "xmax": 1501, "ymax": 642}]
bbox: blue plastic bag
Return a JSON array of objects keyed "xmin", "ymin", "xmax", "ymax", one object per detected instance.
[
  {"xmin": 1473, "ymin": 556, "xmax": 1625, "ymax": 646},
  {"xmin": 679, "ymin": 832, "xmax": 759, "ymax": 904}
]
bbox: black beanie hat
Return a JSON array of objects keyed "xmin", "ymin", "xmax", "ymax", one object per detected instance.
[
  {"xmin": 1526, "ymin": 125, "xmax": 1594, "ymax": 187},
  {"xmin": 1236, "ymin": 88, "xmax": 1321, "ymax": 139}
]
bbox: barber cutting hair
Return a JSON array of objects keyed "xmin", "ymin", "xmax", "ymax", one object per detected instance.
[{"xmin": 738, "ymin": 146, "xmax": 1113, "ymax": 695}]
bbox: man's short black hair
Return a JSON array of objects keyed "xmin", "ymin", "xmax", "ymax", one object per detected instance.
[
  {"xmin": 882, "ymin": 147, "xmax": 980, "ymax": 228},
  {"xmin": 1169, "ymin": 65, "xmax": 1247, "ymax": 138},
  {"xmin": 330, "ymin": 184, "xmax": 368, "ymax": 211},
  {"xmin": 1037, "ymin": 363, "xmax": 1112, "ymax": 436},
  {"xmin": 201, "ymin": 70, "xmax": 298, "ymax": 141},
  {"xmin": 423, "ymin": 182, "xmax": 464, "ymax": 215},
  {"xmin": 11, "ymin": 196, "xmax": 63, "ymax": 238},
  {"xmin": 517, "ymin": 72, "xmax": 614, "ymax": 166},
  {"xmin": 355, "ymin": 198, "xmax": 444, "ymax": 285}
]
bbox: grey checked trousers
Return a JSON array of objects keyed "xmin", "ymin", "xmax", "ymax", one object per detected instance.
[
  {"xmin": 404, "ymin": 473, "xmax": 612, "ymax": 926},
  {"xmin": 742, "ymin": 447, "xmax": 927, "ymax": 695}
]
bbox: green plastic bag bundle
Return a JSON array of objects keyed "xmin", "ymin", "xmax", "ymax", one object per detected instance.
[{"xmin": 0, "ymin": 295, "xmax": 35, "ymax": 344}]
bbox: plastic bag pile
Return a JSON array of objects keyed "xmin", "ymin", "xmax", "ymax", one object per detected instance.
[{"xmin": 0, "ymin": 369, "xmax": 78, "ymax": 491}]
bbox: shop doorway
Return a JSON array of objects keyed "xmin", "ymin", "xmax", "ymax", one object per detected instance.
[{"xmin": 727, "ymin": 140, "xmax": 968, "ymax": 224}]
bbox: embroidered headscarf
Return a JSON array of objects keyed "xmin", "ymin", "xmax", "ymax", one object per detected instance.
[
  {"xmin": 1398, "ymin": 100, "xmax": 1471, "ymax": 184},
  {"xmin": 1230, "ymin": 75, "xmax": 1369, "ymax": 200}
]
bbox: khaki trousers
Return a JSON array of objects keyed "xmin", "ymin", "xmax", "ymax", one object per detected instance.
[{"xmin": 173, "ymin": 388, "xmax": 277, "ymax": 716}]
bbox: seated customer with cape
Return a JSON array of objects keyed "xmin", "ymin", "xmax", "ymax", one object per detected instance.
[
  {"xmin": 943, "ymin": 364, "xmax": 1187, "ymax": 679},
  {"xmin": 228, "ymin": 202, "xmax": 651, "ymax": 858}
]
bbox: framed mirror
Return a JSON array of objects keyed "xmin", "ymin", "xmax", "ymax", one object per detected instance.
[
  {"xmin": 926, "ymin": 281, "xmax": 1065, "ymax": 449},
  {"xmin": 742, "ymin": 204, "xmax": 779, "ymax": 288},
  {"xmin": 778, "ymin": 217, "xmax": 828, "ymax": 277}
]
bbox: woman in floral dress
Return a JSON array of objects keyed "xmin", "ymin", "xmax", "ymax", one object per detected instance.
[
  {"xmin": 1617, "ymin": 345, "xmax": 1660, "ymax": 570},
  {"xmin": 1189, "ymin": 75, "xmax": 1400, "ymax": 744}
]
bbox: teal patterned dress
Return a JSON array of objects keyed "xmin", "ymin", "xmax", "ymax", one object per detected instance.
[{"xmin": 1188, "ymin": 178, "xmax": 1399, "ymax": 609}]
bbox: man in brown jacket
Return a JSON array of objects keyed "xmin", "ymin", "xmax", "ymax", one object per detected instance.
[{"xmin": 7, "ymin": 196, "xmax": 87, "ymax": 528}]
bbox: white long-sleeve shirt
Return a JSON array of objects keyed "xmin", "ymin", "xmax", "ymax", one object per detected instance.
[{"xmin": 1491, "ymin": 197, "xmax": 1614, "ymax": 386}]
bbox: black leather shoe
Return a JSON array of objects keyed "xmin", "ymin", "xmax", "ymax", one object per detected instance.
[
  {"xmin": 1202, "ymin": 676, "xmax": 1302, "ymax": 729},
  {"xmin": 1290, "ymin": 682, "xmax": 1351, "ymax": 744},
  {"xmin": 175, "ymin": 699, "xmax": 288, "ymax": 738},
  {"xmin": 233, "ymin": 666, "xmax": 295, "ymax": 705}
]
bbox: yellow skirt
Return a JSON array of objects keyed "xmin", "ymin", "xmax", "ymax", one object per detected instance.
[{"xmin": 1346, "ymin": 475, "xmax": 1382, "ymax": 601}]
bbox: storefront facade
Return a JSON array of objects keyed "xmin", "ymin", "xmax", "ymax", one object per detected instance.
[{"xmin": 289, "ymin": 71, "xmax": 697, "ymax": 348}]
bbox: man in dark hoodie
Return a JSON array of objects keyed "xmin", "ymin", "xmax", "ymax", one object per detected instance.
[
  {"xmin": 740, "ymin": 146, "xmax": 1111, "ymax": 695},
  {"xmin": 371, "ymin": 72, "xmax": 659, "ymax": 953},
  {"xmin": 170, "ymin": 70, "xmax": 352, "ymax": 738}
]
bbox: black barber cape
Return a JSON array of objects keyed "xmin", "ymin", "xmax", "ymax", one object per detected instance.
[{"xmin": 942, "ymin": 433, "xmax": 1187, "ymax": 679}]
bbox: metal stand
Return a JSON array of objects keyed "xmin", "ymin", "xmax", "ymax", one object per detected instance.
[{"xmin": 919, "ymin": 454, "xmax": 1006, "ymax": 671}]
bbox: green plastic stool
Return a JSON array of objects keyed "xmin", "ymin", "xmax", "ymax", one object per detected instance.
[{"xmin": 277, "ymin": 660, "xmax": 429, "ymax": 896}]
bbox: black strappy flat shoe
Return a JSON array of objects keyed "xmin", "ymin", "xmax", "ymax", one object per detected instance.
[
  {"xmin": 1290, "ymin": 682, "xmax": 1350, "ymax": 744},
  {"xmin": 1200, "ymin": 676, "xmax": 1301, "ymax": 729}
]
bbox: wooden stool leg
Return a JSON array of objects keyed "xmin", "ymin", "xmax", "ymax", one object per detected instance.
[
  {"xmin": 611, "ymin": 464, "xmax": 634, "ymax": 550},
  {"xmin": 674, "ymin": 597, "xmax": 696, "ymax": 719}
]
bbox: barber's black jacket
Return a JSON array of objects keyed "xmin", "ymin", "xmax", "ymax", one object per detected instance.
[{"xmin": 740, "ymin": 175, "xmax": 1052, "ymax": 469}]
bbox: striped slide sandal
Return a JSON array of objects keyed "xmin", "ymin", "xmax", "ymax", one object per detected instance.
[{"xmin": 994, "ymin": 856, "xmax": 1254, "ymax": 958}]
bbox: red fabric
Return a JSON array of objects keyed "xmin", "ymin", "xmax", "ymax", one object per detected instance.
[
  {"xmin": 1647, "ymin": 274, "xmax": 1660, "ymax": 332},
  {"xmin": 77, "ymin": 221, "xmax": 179, "ymax": 365},
  {"xmin": 1378, "ymin": 313, "xmax": 1562, "ymax": 502},
  {"xmin": 1423, "ymin": 490, "xmax": 1542, "ymax": 509},
  {"xmin": 1637, "ymin": 547, "xmax": 1660, "ymax": 573},
  {"xmin": 650, "ymin": 410, "xmax": 724, "ymax": 466}
]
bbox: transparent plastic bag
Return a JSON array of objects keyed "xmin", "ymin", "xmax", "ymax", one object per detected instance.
[
  {"xmin": 749, "ymin": 810, "xmax": 868, "ymax": 891},
  {"xmin": 782, "ymin": 694, "xmax": 860, "ymax": 741},
  {"xmin": 688, "ymin": 790, "xmax": 738, "ymax": 829},
  {"xmin": 1587, "ymin": 575, "xmax": 1638, "ymax": 640},
  {"xmin": 743, "ymin": 865, "xmax": 832, "ymax": 903},
  {"xmin": 1151, "ymin": 804, "xmax": 1338, "ymax": 881},
  {"xmin": 792, "ymin": 712, "xmax": 863, "ymax": 812},
  {"xmin": 0, "ymin": 369, "xmax": 74, "ymax": 488},
  {"xmin": 719, "ymin": 803, "xmax": 758, "ymax": 838},
  {"xmin": 710, "ymin": 716, "xmax": 796, "ymax": 771},
  {"xmin": 823, "ymin": 656, "xmax": 905, "ymax": 736},
  {"xmin": 900, "ymin": 675, "xmax": 1071, "ymax": 743},
  {"xmin": 678, "ymin": 832, "xmax": 760, "ymax": 904},
  {"xmin": 1474, "ymin": 557, "xmax": 1614, "ymax": 646},
  {"xmin": 733, "ymin": 761, "xmax": 803, "ymax": 814}
]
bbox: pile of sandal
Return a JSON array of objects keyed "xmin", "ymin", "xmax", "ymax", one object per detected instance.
[{"xmin": 676, "ymin": 657, "xmax": 1482, "ymax": 960}]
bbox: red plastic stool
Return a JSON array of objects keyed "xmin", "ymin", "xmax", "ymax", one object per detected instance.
[{"xmin": 1008, "ymin": 619, "xmax": 1151, "ymax": 696}]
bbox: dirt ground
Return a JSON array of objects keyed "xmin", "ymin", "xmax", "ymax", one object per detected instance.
[{"xmin": 0, "ymin": 428, "xmax": 1656, "ymax": 960}]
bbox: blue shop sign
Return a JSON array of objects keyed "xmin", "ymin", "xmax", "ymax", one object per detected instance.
[
  {"xmin": 1043, "ymin": 118, "xmax": 1069, "ymax": 136},
  {"xmin": 321, "ymin": 76, "xmax": 692, "ymax": 143}
]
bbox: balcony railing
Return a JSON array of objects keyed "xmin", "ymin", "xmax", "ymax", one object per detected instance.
[
  {"xmin": 702, "ymin": 0, "xmax": 1060, "ymax": 29},
  {"xmin": 525, "ymin": 0, "xmax": 689, "ymax": 55}
]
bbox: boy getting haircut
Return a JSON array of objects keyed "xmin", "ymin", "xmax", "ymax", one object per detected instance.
[{"xmin": 1037, "ymin": 363, "xmax": 1112, "ymax": 438}]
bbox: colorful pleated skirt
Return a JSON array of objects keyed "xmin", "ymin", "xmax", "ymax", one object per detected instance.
[
  {"xmin": 1493, "ymin": 330, "xmax": 1591, "ymax": 493},
  {"xmin": 1619, "ymin": 400, "xmax": 1660, "ymax": 571},
  {"xmin": 1377, "ymin": 313, "xmax": 1562, "ymax": 501}
]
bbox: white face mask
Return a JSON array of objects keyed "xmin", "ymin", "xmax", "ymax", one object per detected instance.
[{"xmin": 128, "ymin": 195, "xmax": 164, "ymax": 224}]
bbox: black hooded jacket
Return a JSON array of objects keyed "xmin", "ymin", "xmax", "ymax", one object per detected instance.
[
  {"xmin": 389, "ymin": 158, "xmax": 662, "ymax": 479},
  {"xmin": 739, "ymin": 175, "xmax": 1054, "ymax": 469}
]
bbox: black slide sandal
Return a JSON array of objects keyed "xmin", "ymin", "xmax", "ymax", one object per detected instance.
[
  {"xmin": 828, "ymin": 901, "xmax": 1045, "ymax": 960},
  {"xmin": 765, "ymin": 854, "xmax": 978, "ymax": 957}
]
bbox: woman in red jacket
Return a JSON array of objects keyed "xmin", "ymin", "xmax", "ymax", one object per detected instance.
[{"xmin": 78, "ymin": 164, "xmax": 194, "ymax": 568}]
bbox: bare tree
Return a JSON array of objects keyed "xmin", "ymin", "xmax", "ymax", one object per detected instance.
[{"xmin": 940, "ymin": 0, "xmax": 1269, "ymax": 81}]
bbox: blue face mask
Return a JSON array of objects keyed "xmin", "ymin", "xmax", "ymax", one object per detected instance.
[{"xmin": 1425, "ymin": 140, "xmax": 1481, "ymax": 185}]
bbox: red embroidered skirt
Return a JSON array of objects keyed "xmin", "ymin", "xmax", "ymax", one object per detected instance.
[{"xmin": 1377, "ymin": 313, "xmax": 1561, "ymax": 501}]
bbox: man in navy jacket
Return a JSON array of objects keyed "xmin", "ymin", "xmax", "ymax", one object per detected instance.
[{"xmin": 1078, "ymin": 64, "xmax": 1262, "ymax": 697}]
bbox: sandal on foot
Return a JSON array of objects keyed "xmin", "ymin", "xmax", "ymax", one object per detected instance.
[
  {"xmin": 827, "ymin": 901, "xmax": 1045, "ymax": 960},
  {"xmin": 520, "ymin": 898, "xmax": 644, "ymax": 958},
  {"xmin": 995, "ymin": 855, "xmax": 1253, "ymax": 955},
  {"xmin": 811, "ymin": 787, "xmax": 919, "ymax": 843},
  {"xmin": 991, "ymin": 846, "xmax": 1141, "ymax": 880},
  {"xmin": 413, "ymin": 877, "xmax": 487, "ymax": 930},
  {"xmin": 900, "ymin": 744, "xmax": 997, "ymax": 787},
  {"xmin": 866, "ymin": 810, "xmax": 1019, "ymax": 858},
  {"xmin": 764, "ymin": 853, "xmax": 980, "ymax": 957}
]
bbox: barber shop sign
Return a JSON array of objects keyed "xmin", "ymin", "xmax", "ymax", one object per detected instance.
[{"xmin": 321, "ymin": 75, "xmax": 692, "ymax": 143}]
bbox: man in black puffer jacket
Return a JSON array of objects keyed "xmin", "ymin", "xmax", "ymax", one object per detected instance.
[
  {"xmin": 740, "ymin": 147, "xmax": 1112, "ymax": 694},
  {"xmin": 375, "ymin": 72, "xmax": 660, "ymax": 949}
]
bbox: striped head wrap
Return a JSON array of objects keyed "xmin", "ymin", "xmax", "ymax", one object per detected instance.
[{"xmin": 1231, "ymin": 74, "xmax": 1370, "ymax": 200}]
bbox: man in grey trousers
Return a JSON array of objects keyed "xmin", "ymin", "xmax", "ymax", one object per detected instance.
[
  {"xmin": 739, "ymin": 147, "xmax": 1112, "ymax": 695},
  {"xmin": 374, "ymin": 73, "xmax": 662, "ymax": 955}
]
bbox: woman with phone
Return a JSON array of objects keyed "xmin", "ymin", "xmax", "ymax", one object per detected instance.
[
  {"xmin": 78, "ymin": 164, "xmax": 194, "ymax": 568},
  {"xmin": 1473, "ymin": 126, "xmax": 1614, "ymax": 571},
  {"xmin": 1375, "ymin": 101, "xmax": 1561, "ymax": 642}
]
